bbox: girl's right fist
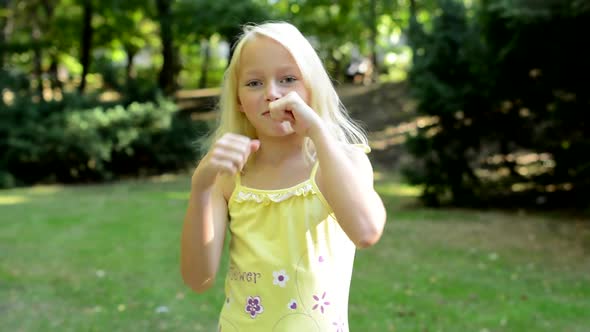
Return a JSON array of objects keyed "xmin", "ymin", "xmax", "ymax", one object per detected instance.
[{"xmin": 192, "ymin": 133, "xmax": 260, "ymax": 189}]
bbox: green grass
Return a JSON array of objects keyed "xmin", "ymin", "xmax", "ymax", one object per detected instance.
[{"xmin": 1, "ymin": 173, "xmax": 589, "ymax": 331}]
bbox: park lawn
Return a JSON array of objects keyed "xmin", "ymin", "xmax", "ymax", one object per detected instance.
[{"xmin": 1, "ymin": 172, "xmax": 589, "ymax": 332}]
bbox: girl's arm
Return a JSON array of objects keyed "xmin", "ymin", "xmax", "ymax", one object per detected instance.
[
  {"xmin": 268, "ymin": 91, "xmax": 386, "ymax": 248},
  {"xmin": 311, "ymin": 129, "xmax": 387, "ymax": 248},
  {"xmin": 180, "ymin": 177, "xmax": 228, "ymax": 293},
  {"xmin": 180, "ymin": 133, "xmax": 260, "ymax": 293}
]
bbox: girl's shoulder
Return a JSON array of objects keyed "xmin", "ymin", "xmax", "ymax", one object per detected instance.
[
  {"xmin": 315, "ymin": 143, "xmax": 373, "ymax": 190},
  {"xmin": 343, "ymin": 143, "xmax": 371, "ymax": 155}
]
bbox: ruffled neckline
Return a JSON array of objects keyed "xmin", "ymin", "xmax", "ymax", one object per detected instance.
[{"xmin": 232, "ymin": 180, "xmax": 316, "ymax": 205}]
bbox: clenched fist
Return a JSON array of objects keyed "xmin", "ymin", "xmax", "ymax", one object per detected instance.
[{"xmin": 192, "ymin": 133, "xmax": 260, "ymax": 189}]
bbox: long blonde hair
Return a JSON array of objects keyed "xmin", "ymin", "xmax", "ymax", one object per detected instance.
[{"xmin": 204, "ymin": 21, "xmax": 368, "ymax": 161}]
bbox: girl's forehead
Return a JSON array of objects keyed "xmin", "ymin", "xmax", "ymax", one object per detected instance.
[{"xmin": 238, "ymin": 35, "xmax": 299, "ymax": 71}]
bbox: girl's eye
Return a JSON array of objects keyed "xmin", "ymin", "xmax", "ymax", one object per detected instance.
[
  {"xmin": 246, "ymin": 80, "xmax": 262, "ymax": 87},
  {"xmin": 280, "ymin": 76, "xmax": 297, "ymax": 84}
]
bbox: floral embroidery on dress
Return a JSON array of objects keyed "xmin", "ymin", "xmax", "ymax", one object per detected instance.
[
  {"xmin": 273, "ymin": 270, "xmax": 290, "ymax": 287},
  {"xmin": 312, "ymin": 291, "xmax": 330, "ymax": 314},
  {"xmin": 287, "ymin": 299, "xmax": 298, "ymax": 310},
  {"xmin": 332, "ymin": 317, "xmax": 346, "ymax": 332},
  {"xmin": 245, "ymin": 296, "xmax": 264, "ymax": 319},
  {"xmin": 234, "ymin": 182, "xmax": 316, "ymax": 204}
]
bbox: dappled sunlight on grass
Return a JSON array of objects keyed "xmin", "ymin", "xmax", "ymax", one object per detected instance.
[
  {"xmin": 0, "ymin": 184, "xmax": 65, "ymax": 205},
  {"xmin": 372, "ymin": 172, "xmax": 422, "ymax": 211},
  {"xmin": 0, "ymin": 195, "xmax": 28, "ymax": 205},
  {"xmin": 374, "ymin": 171, "xmax": 422, "ymax": 197},
  {"xmin": 375, "ymin": 181, "xmax": 421, "ymax": 197},
  {"xmin": 146, "ymin": 173, "xmax": 185, "ymax": 183},
  {"xmin": 0, "ymin": 184, "xmax": 63, "ymax": 195},
  {"xmin": 28, "ymin": 185, "xmax": 64, "ymax": 195}
]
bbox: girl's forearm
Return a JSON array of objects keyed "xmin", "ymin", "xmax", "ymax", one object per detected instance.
[
  {"xmin": 180, "ymin": 187, "xmax": 223, "ymax": 293},
  {"xmin": 310, "ymin": 128, "xmax": 386, "ymax": 248}
]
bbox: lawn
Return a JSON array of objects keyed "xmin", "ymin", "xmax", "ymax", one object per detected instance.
[{"xmin": 1, "ymin": 172, "xmax": 589, "ymax": 331}]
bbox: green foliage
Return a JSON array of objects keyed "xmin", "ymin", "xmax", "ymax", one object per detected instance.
[
  {"xmin": 479, "ymin": 0, "xmax": 590, "ymax": 207},
  {"xmin": 1, "ymin": 0, "xmax": 417, "ymax": 98},
  {"xmin": 404, "ymin": 0, "xmax": 487, "ymax": 206},
  {"xmin": 405, "ymin": 0, "xmax": 590, "ymax": 208},
  {"xmin": 0, "ymin": 95, "xmax": 207, "ymax": 188},
  {"xmin": 0, "ymin": 68, "xmax": 30, "ymax": 93},
  {"xmin": 173, "ymin": 0, "xmax": 270, "ymax": 40}
]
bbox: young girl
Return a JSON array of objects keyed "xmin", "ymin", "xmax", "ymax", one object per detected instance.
[{"xmin": 181, "ymin": 21, "xmax": 386, "ymax": 331}]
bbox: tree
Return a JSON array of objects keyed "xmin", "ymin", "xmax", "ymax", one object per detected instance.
[
  {"xmin": 155, "ymin": 0, "xmax": 175, "ymax": 95},
  {"xmin": 405, "ymin": 0, "xmax": 590, "ymax": 208},
  {"xmin": 78, "ymin": 0, "xmax": 93, "ymax": 93},
  {"xmin": 0, "ymin": 0, "xmax": 10, "ymax": 70},
  {"xmin": 405, "ymin": 0, "xmax": 485, "ymax": 206},
  {"xmin": 93, "ymin": 0, "xmax": 158, "ymax": 93},
  {"xmin": 173, "ymin": 0, "xmax": 269, "ymax": 88}
]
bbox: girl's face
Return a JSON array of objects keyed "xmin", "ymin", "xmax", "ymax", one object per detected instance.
[{"xmin": 237, "ymin": 35, "xmax": 311, "ymax": 137}]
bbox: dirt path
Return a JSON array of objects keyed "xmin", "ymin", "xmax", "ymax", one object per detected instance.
[{"xmin": 338, "ymin": 82, "xmax": 417, "ymax": 171}]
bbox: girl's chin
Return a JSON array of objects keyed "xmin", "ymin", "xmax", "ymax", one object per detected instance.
[
  {"xmin": 277, "ymin": 121, "xmax": 295, "ymax": 134},
  {"xmin": 256, "ymin": 122, "xmax": 297, "ymax": 137}
]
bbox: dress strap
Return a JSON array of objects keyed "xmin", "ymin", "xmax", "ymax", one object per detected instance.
[
  {"xmin": 310, "ymin": 160, "xmax": 320, "ymax": 181},
  {"xmin": 235, "ymin": 171, "xmax": 242, "ymax": 187},
  {"xmin": 354, "ymin": 143, "xmax": 371, "ymax": 154}
]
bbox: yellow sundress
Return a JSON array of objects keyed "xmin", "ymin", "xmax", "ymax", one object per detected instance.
[{"xmin": 218, "ymin": 153, "xmax": 366, "ymax": 331}]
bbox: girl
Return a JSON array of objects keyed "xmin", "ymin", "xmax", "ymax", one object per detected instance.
[{"xmin": 181, "ymin": 21, "xmax": 386, "ymax": 331}]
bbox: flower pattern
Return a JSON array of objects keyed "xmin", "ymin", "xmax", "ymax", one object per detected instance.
[
  {"xmin": 272, "ymin": 270, "xmax": 290, "ymax": 288},
  {"xmin": 332, "ymin": 317, "xmax": 346, "ymax": 332},
  {"xmin": 244, "ymin": 296, "xmax": 264, "ymax": 319},
  {"xmin": 287, "ymin": 299, "xmax": 298, "ymax": 310},
  {"xmin": 312, "ymin": 291, "xmax": 330, "ymax": 314}
]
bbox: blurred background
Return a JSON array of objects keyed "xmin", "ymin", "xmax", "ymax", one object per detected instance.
[{"xmin": 1, "ymin": 0, "xmax": 589, "ymax": 331}]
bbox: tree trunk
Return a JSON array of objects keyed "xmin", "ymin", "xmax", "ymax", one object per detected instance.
[
  {"xmin": 408, "ymin": 0, "xmax": 418, "ymax": 47},
  {"xmin": 41, "ymin": 0, "xmax": 54, "ymax": 18},
  {"xmin": 369, "ymin": 0, "xmax": 378, "ymax": 83},
  {"xmin": 41, "ymin": 0, "xmax": 59, "ymax": 97},
  {"xmin": 31, "ymin": 18, "xmax": 43, "ymax": 100},
  {"xmin": 0, "ymin": 0, "xmax": 9, "ymax": 70},
  {"xmin": 124, "ymin": 46, "xmax": 136, "ymax": 90},
  {"xmin": 78, "ymin": 0, "xmax": 93, "ymax": 94},
  {"xmin": 199, "ymin": 38, "xmax": 210, "ymax": 89},
  {"xmin": 156, "ymin": 0, "xmax": 174, "ymax": 95},
  {"xmin": 48, "ymin": 55, "xmax": 62, "ymax": 93}
]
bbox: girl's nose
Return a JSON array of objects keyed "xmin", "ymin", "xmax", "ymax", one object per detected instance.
[{"xmin": 265, "ymin": 82, "xmax": 281, "ymax": 101}]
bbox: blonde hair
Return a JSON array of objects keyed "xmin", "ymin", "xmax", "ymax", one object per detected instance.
[{"xmin": 203, "ymin": 21, "xmax": 368, "ymax": 161}]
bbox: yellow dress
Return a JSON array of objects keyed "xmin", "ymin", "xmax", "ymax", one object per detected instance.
[{"xmin": 218, "ymin": 154, "xmax": 366, "ymax": 332}]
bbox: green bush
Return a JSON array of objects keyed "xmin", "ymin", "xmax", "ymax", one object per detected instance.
[
  {"xmin": 404, "ymin": 0, "xmax": 488, "ymax": 207},
  {"xmin": 0, "ymin": 96, "xmax": 207, "ymax": 188}
]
